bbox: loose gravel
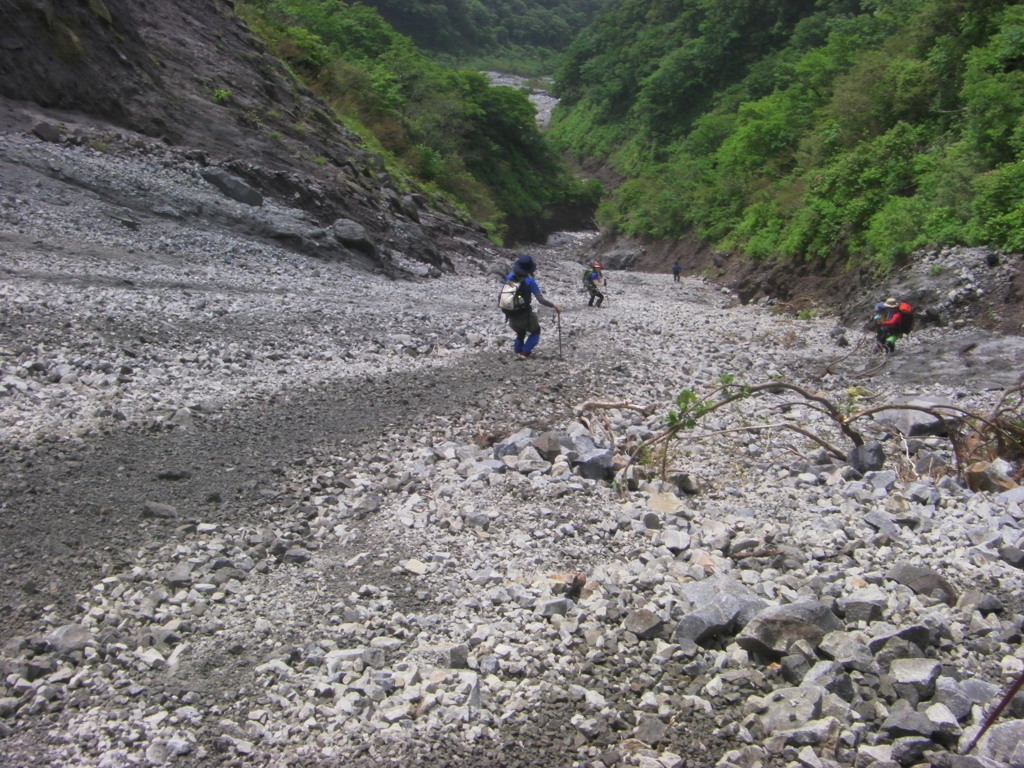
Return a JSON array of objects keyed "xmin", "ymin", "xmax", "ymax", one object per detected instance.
[{"xmin": 2, "ymin": 134, "xmax": 1024, "ymax": 768}]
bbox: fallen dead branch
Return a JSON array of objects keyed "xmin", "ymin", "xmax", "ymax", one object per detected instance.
[
  {"xmin": 729, "ymin": 548, "xmax": 783, "ymax": 560},
  {"xmin": 575, "ymin": 400, "xmax": 657, "ymax": 416}
]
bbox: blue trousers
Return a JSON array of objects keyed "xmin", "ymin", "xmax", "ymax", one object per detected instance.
[
  {"xmin": 509, "ymin": 310, "xmax": 541, "ymax": 354},
  {"xmin": 515, "ymin": 331, "xmax": 541, "ymax": 354}
]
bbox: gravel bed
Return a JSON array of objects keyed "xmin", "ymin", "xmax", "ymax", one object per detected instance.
[{"xmin": 2, "ymin": 136, "xmax": 1024, "ymax": 768}]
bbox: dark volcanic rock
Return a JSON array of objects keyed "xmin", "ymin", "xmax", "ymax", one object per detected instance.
[{"xmin": 0, "ymin": 0, "xmax": 495, "ymax": 275}]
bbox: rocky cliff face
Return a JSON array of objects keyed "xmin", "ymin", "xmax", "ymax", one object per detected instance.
[{"xmin": 0, "ymin": 0, "xmax": 498, "ymax": 276}]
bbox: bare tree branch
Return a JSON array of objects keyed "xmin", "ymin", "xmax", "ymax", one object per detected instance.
[{"xmin": 615, "ymin": 375, "xmax": 1023, "ymax": 494}]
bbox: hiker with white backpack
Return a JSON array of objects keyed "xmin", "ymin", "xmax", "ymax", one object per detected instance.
[{"xmin": 497, "ymin": 253, "xmax": 562, "ymax": 358}]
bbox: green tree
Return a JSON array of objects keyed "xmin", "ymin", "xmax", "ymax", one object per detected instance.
[
  {"xmin": 552, "ymin": 0, "xmax": 1024, "ymax": 266},
  {"xmin": 960, "ymin": 5, "xmax": 1024, "ymax": 165},
  {"xmin": 970, "ymin": 161, "xmax": 1024, "ymax": 251}
]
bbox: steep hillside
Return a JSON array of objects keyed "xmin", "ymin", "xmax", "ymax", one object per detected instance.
[
  {"xmin": 0, "ymin": 0, "xmax": 499, "ymax": 275},
  {"xmin": 551, "ymin": 0, "xmax": 1024, "ymax": 284}
]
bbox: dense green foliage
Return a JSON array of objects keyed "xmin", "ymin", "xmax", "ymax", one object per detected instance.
[
  {"xmin": 236, "ymin": 0, "xmax": 599, "ymax": 242},
  {"xmin": 550, "ymin": 0, "xmax": 1024, "ymax": 268},
  {"xmin": 356, "ymin": 0, "xmax": 609, "ymax": 74}
]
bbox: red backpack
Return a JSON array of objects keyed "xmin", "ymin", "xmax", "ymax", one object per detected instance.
[{"xmin": 895, "ymin": 301, "xmax": 914, "ymax": 334}]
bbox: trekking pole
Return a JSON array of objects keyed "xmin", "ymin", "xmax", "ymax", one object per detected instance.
[
  {"xmin": 962, "ymin": 667, "xmax": 1024, "ymax": 755},
  {"xmin": 557, "ymin": 310, "xmax": 563, "ymax": 360}
]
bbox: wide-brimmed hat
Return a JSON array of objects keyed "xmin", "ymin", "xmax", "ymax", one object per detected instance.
[
  {"xmin": 883, "ymin": 297, "xmax": 899, "ymax": 308},
  {"xmin": 515, "ymin": 253, "xmax": 536, "ymax": 274}
]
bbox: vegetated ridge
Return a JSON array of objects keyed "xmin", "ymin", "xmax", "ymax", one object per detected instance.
[
  {"xmin": 355, "ymin": 0, "xmax": 610, "ymax": 70},
  {"xmin": 550, "ymin": 0, "xmax": 1024, "ymax": 313}
]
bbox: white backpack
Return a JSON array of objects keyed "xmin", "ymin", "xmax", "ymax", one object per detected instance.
[{"xmin": 498, "ymin": 276, "xmax": 527, "ymax": 312}]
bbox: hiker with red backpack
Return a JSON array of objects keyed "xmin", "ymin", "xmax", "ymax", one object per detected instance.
[{"xmin": 874, "ymin": 296, "xmax": 914, "ymax": 352}]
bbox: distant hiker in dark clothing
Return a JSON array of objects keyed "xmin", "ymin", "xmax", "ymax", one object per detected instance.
[
  {"xmin": 501, "ymin": 254, "xmax": 562, "ymax": 357},
  {"xmin": 583, "ymin": 262, "xmax": 605, "ymax": 307},
  {"xmin": 672, "ymin": 262, "xmax": 681, "ymax": 282}
]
